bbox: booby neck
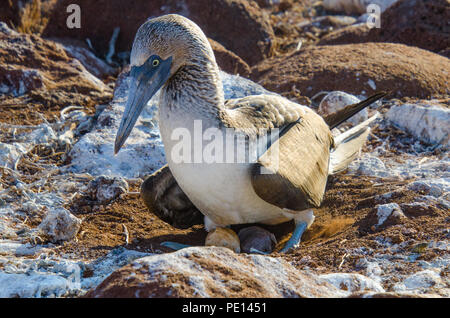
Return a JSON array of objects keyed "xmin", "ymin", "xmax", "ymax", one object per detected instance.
[{"xmin": 159, "ymin": 41, "xmax": 225, "ymax": 122}]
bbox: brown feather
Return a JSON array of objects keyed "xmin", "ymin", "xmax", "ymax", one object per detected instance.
[
  {"xmin": 251, "ymin": 111, "xmax": 333, "ymax": 211},
  {"xmin": 324, "ymin": 92, "xmax": 387, "ymax": 129}
]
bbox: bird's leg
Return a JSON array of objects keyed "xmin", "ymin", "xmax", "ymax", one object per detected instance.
[
  {"xmin": 280, "ymin": 209, "xmax": 315, "ymax": 253},
  {"xmin": 279, "ymin": 221, "xmax": 307, "ymax": 253}
]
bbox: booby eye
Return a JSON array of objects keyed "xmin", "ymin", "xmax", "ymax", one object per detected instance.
[{"xmin": 152, "ymin": 59, "xmax": 160, "ymax": 67}]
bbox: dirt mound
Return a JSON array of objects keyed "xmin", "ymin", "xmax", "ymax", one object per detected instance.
[
  {"xmin": 42, "ymin": 0, "xmax": 274, "ymax": 66},
  {"xmin": 208, "ymin": 38, "xmax": 251, "ymax": 77},
  {"xmin": 319, "ymin": 0, "xmax": 450, "ymax": 57},
  {"xmin": 0, "ymin": 23, "xmax": 112, "ymax": 124},
  {"xmin": 376, "ymin": 0, "xmax": 450, "ymax": 55},
  {"xmin": 251, "ymin": 43, "xmax": 450, "ymax": 99}
]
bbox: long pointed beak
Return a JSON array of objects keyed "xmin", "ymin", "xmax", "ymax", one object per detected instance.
[{"xmin": 114, "ymin": 56, "xmax": 172, "ymax": 154}]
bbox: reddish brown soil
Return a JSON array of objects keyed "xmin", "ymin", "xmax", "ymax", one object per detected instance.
[
  {"xmin": 57, "ymin": 169, "xmax": 447, "ymax": 282},
  {"xmin": 0, "ymin": 0, "xmax": 448, "ymax": 294},
  {"xmin": 1, "ymin": 73, "xmax": 446, "ymax": 281}
]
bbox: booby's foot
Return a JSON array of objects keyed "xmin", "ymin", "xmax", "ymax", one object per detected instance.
[
  {"xmin": 160, "ymin": 241, "xmax": 193, "ymax": 250},
  {"xmin": 280, "ymin": 221, "xmax": 308, "ymax": 253},
  {"xmin": 249, "ymin": 248, "xmax": 269, "ymax": 255}
]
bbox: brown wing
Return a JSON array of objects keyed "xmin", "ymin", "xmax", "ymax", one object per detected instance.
[
  {"xmin": 251, "ymin": 112, "xmax": 333, "ymax": 211},
  {"xmin": 224, "ymin": 94, "xmax": 334, "ymax": 212}
]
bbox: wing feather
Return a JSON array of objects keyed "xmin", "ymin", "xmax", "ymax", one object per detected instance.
[{"xmin": 223, "ymin": 94, "xmax": 333, "ymax": 211}]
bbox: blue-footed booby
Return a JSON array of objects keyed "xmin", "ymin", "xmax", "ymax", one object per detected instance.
[{"xmin": 114, "ymin": 14, "xmax": 386, "ymax": 253}]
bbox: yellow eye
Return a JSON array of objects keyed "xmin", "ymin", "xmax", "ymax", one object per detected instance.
[{"xmin": 153, "ymin": 59, "xmax": 160, "ymax": 67}]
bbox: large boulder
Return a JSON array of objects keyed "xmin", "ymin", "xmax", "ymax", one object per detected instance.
[
  {"xmin": 0, "ymin": 22, "xmax": 109, "ymax": 106},
  {"xmin": 374, "ymin": 0, "xmax": 450, "ymax": 56},
  {"xmin": 317, "ymin": 23, "xmax": 374, "ymax": 46},
  {"xmin": 86, "ymin": 247, "xmax": 348, "ymax": 298},
  {"xmin": 251, "ymin": 43, "xmax": 450, "ymax": 98},
  {"xmin": 42, "ymin": 0, "xmax": 274, "ymax": 66},
  {"xmin": 319, "ymin": 0, "xmax": 450, "ymax": 57},
  {"xmin": 208, "ymin": 39, "xmax": 251, "ymax": 77},
  {"xmin": 185, "ymin": 0, "xmax": 274, "ymax": 65}
]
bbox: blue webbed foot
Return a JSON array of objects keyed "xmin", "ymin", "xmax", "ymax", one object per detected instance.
[
  {"xmin": 160, "ymin": 241, "xmax": 192, "ymax": 250},
  {"xmin": 280, "ymin": 221, "xmax": 308, "ymax": 253}
]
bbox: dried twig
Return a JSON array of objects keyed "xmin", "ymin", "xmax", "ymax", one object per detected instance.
[
  {"xmin": 338, "ymin": 253, "xmax": 349, "ymax": 269},
  {"xmin": 122, "ymin": 224, "xmax": 130, "ymax": 245}
]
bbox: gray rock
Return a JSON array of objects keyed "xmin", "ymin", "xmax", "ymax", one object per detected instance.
[{"xmin": 38, "ymin": 208, "xmax": 81, "ymax": 243}]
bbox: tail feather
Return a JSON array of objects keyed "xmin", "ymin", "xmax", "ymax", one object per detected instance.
[
  {"xmin": 325, "ymin": 91, "xmax": 387, "ymax": 175},
  {"xmin": 329, "ymin": 113, "xmax": 379, "ymax": 175},
  {"xmin": 324, "ymin": 92, "xmax": 387, "ymax": 129}
]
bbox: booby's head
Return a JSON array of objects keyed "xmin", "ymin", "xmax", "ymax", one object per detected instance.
[{"xmin": 114, "ymin": 14, "xmax": 215, "ymax": 154}]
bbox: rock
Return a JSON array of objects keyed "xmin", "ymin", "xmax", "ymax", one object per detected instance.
[
  {"xmin": 0, "ymin": 66, "xmax": 45, "ymax": 96},
  {"xmin": 318, "ymin": 91, "xmax": 368, "ymax": 125},
  {"xmin": 375, "ymin": 203, "xmax": 405, "ymax": 227},
  {"xmin": 52, "ymin": 38, "xmax": 117, "ymax": 79},
  {"xmin": 318, "ymin": 23, "xmax": 373, "ymax": 46},
  {"xmin": 0, "ymin": 272, "xmax": 73, "ymax": 298},
  {"xmin": 319, "ymin": 273, "xmax": 385, "ymax": 293},
  {"xmin": 0, "ymin": 22, "xmax": 108, "ymax": 103},
  {"xmin": 0, "ymin": 142, "xmax": 27, "ymax": 169},
  {"xmin": 86, "ymin": 246, "xmax": 348, "ymax": 297},
  {"xmin": 393, "ymin": 270, "xmax": 448, "ymax": 295},
  {"xmin": 294, "ymin": 16, "xmax": 359, "ymax": 43},
  {"xmin": 318, "ymin": 15, "xmax": 358, "ymax": 28},
  {"xmin": 407, "ymin": 179, "xmax": 447, "ymax": 198},
  {"xmin": 86, "ymin": 176, "xmax": 129, "ymax": 204},
  {"xmin": 347, "ymin": 154, "xmax": 391, "ymax": 178},
  {"xmin": 185, "ymin": 0, "xmax": 274, "ymax": 65},
  {"xmin": 238, "ymin": 226, "xmax": 276, "ymax": 254},
  {"xmin": 320, "ymin": 0, "xmax": 450, "ymax": 57},
  {"xmin": 251, "ymin": 43, "xmax": 450, "ymax": 98},
  {"xmin": 38, "ymin": 208, "xmax": 82, "ymax": 243},
  {"xmin": 374, "ymin": 0, "xmax": 450, "ymax": 56},
  {"xmin": 42, "ymin": 0, "xmax": 274, "ymax": 66},
  {"xmin": 386, "ymin": 102, "xmax": 450, "ymax": 148},
  {"xmin": 350, "ymin": 291, "xmax": 444, "ymax": 298},
  {"xmin": 323, "ymin": 0, "xmax": 398, "ymax": 14},
  {"xmin": 205, "ymin": 228, "xmax": 241, "ymax": 253},
  {"xmin": 208, "ymin": 38, "xmax": 251, "ymax": 77}
]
